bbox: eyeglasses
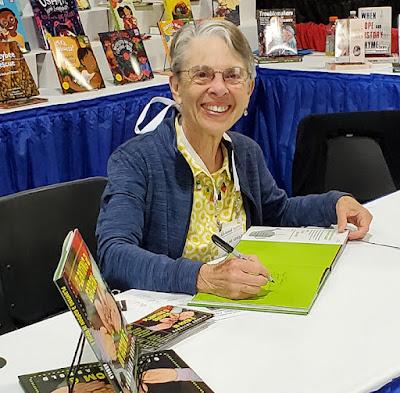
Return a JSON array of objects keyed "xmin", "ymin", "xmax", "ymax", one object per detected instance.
[{"xmin": 178, "ymin": 65, "xmax": 249, "ymax": 86}]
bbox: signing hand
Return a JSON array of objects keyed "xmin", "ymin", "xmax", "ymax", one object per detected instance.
[
  {"xmin": 336, "ymin": 195, "xmax": 373, "ymax": 240},
  {"xmin": 196, "ymin": 256, "xmax": 270, "ymax": 299}
]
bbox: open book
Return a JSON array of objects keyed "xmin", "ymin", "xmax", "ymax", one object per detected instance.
[
  {"xmin": 51, "ymin": 229, "xmax": 214, "ymax": 393},
  {"xmin": 189, "ymin": 226, "xmax": 348, "ymax": 314}
]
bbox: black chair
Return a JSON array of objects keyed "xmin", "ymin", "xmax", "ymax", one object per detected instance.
[
  {"xmin": 292, "ymin": 111, "xmax": 400, "ymax": 203},
  {"xmin": 0, "ymin": 177, "xmax": 107, "ymax": 335}
]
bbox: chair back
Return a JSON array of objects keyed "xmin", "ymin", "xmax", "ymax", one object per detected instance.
[
  {"xmin": 292, "ymin": 111, "xmax": 400, "ymax": 203},
  {"xmin": 0, "ymin": 177, "xmax": 107, "ymax": 334}
]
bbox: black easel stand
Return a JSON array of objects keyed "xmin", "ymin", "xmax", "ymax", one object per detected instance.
[{"xmin": 66, "ymin": 332, "xmax": 85, "ymax": 393}]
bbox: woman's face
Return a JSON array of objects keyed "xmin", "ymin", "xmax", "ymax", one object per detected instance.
[{"xmin": 170, "ymin": 36, "xmax": 254, "ymax": 139}]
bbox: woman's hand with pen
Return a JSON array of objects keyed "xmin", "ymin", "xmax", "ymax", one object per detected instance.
[{"xmin": 196, "ymin": 255, "xmax": 271, "ymax": 300}]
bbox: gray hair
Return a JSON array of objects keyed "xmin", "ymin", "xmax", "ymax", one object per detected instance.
[{"xmin": 170, "ymin": 19, "xmax": 256, "ymax": 80}]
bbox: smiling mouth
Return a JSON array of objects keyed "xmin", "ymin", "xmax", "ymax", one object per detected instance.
[{"xmin": 203, "ymin": 104, "xmax": 230, "ymax": 113}]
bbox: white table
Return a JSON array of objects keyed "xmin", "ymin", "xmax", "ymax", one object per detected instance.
[{"xmin": 1, "ymin": 191, "xmax": 400, "ymax": 393}]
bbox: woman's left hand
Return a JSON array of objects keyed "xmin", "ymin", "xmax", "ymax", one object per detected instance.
[{"xmin": 336, "ymin": 196, "xmax": 373, "ymax": 240}]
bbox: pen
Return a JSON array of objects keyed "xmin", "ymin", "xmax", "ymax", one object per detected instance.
[{"xmin": 211, "ymin": 234, "xmax": 274, "ymax": 282}]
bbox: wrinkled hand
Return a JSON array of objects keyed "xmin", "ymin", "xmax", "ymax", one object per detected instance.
[
  {"xmin": 196, "ymin": 256, "xmax": 270, "ymax": 299},
  {"xmin": 336, "ymin": 195, "xmax": 373, "ymax": 240}
]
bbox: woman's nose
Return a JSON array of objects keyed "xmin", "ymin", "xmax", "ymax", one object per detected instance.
[{"xmin": 207, "ymin": 72, "xmax": 228, "ymax": 96}]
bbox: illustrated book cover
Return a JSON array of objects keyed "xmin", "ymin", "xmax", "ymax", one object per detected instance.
[
  {"xmin": 29, "ymin": 0, "xmax": 85, "ymax": 50},
  {"xmin": 109, "ymin": 0, "xmax": 139, "ymax": 31},
  {"xmin": 0, "ymin": 41, "xmax": 42, "ymax": 104},
  {"xmin": 99, "ymin": 29, "xmax": 153, "ymax": 84},
  {"xmin": 334, "ymin": 18, "xmax": 365, "ymax": 64},
  {"xmin": 163, "ymin": 0, "xmax": 193, "ymax": 20},
  {"xmin": 0, "ymin": 0, "xmax": 30, "ymax": 52},
  {"xmin": 127, "ymin": 305, "xmax": 213, "ymax": 350},
  {"xmin": 212, "ymin": 0, "xmax": 240, "ymax": 26},
  {"xmin": 158, "ymin": 18, "xmax": 192, "ymax": 65},
  {"xmin": 358, "ymin": 6, "xmax": 392, "ymax": 56},
  {"xmin": 52, "ymin": 229, "xmax": 215, "ymax": 392},
  {"xmin": 48, "ymin": 35, "xmax": 105, "ymax": 93},
  {"xmin": 189, "ymin": 226, "xmax": 349, "ymax": 314},
  {"xmin": 18, "ymin": 362, "xmax": 113, "ymax": 393},
  {"xmin": 256, "ymin": 8, "xmax": 298, "ymax": 58}
]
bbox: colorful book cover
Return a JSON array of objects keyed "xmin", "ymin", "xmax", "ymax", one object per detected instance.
[
  {"xmin": 358, "ymin": 6, "xmax": 392, "ymax": 56},
  {"xmin": 189, "ymin": 226, "xmax": 348, "ymax": 314},
  {"xmin": 158, "ymin": 18, "xmax": 191, "ymax": 64},
  {"xmin": 53, "ymin": 229, "xmax": 139, "ymax": 393},
  {"xmin": 212, "ymin": 0, "xmax": 240, "ymax": 26},
  {"xmin": 98, "ymin": 29, "xmax": 153, "ymax": 84},
  {"xmin": 0, "ymin": 0, "xmax": 30, "ymax": 52},
  {"xmin": 0, "ymin": 41, "xmax": 38, "ymax": 102},
  {"xmin": 48, "ymin": 35, "xmax": 105, "ymax": 94},
  {"xmin": 29, "ymin": 0, "xmax": 85, "ymax": 50},
  {"xmin": 109, "ymin": 0, "xmax": 138, "ymax": 31},
  {"xmin": 256, "ymin": 8, "xmax": 297, "ymax": 57},
  {"xmin": 127, "ymin": 305, "xmax": 213, "ymax": 350},
  {"xmin": 18, "ymin": 363, "xmax": 113, "ymax": 393},
  {"xmin": 163, "ymin": 0, "xmax": 192, "ymax": 20}
]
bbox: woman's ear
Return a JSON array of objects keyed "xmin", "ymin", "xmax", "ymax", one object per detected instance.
[{"xmin": 169, "ymin": 74, "xmax": 182, "ymax": 105}]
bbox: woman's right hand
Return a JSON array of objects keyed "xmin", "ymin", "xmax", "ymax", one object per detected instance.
[{"xmin": 196, "ymin": 256, "xmax": 270, "ymax": 299}]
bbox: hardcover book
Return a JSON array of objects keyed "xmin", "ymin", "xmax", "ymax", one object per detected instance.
[
  {"xmin": 334, "ymin": 18, "xmax": 365, "ymax": 64},
  {"xmin": 212, "ymin": 0, "xmax": 240, "ymax": 26},
  {"xmin": 358, "ymin": 6, "xmax": 392, "ymax": 56},
  {"xmin": 189, "ymin": 226, "xmax": 349, "ymax": 314},
  {"xmin": 0, "ymin": 41, "xmax": 39, "ymax": 102},
  {"xmin": 18, "ymin": 362, "xmax": 113, "ymax": 393},
  {"xmin": 29, "ymin": 0, "xmax": 85, "ymax": 50},
  {"xmin": 109, "ymin": 0, "xmax": 138, "ymax": 31},
  {"xmin": 158, "ymin": 18, "xmax": 191, "ymax": 65},
  {"xmin": 99, "ymin": 29, "xmax": 153, "ymax": 84},
  {"xmin": 52, "ymin": 229, "xmax": 215, "ymax": 392},
  {"xmin": 0, "ymin": 0, "xmax": 30, "ymax": 52},
  {"xmin": 48, "ymin": 35, "xmax": 105, "ymax": 93},
  {"xmin": 127, "ymin": 305, "xmax": 213, "ymax": 350},
  {"xmin": 256, "ymin": 8, "xmax": 297, "ymax": 58},
  {"xmin": 163, "ymin": 0, "xmax": 192, "ymax": 20}
]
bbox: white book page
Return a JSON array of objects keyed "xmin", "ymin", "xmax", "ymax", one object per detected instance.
[{"xmin": 241, "ymin": 226, "xmax": 349, "ymax": 244}]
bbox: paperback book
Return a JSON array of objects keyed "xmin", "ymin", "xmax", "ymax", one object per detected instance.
[
  {"xmin": 127, "ymin": 305, "xmax": 213, "ymax": 350},
  {"xmin": 358, "ymin": 6, "xmax": 392, "ymax": 56},
  {"xmin": 29, "ymin": 0, "xmax": 85, "ymax": 50},
  {"xmin": 212, "ymin": 0, "xmax": 240, "ymax": 26},
  {"xmin": 48, "ymin": 35, "xmax": 105, "ymax": 93},
  {"xmin": 99, "ymin": 29, "xmax": 153, "ymax": 84},
  {"xmin": 189, "ymin": 226, "xmax": 349, "ymax": 314},
  {"xmin": 163, "ymin": 0, "xmax": 193, "ymax": 20},
  {"xmin": 0, "ymin": 41, "xmax": 47, "ymax": 108},
  {"xmin": 256, "ymin": 8, "xmax": 298, "ymax": 58},
  {"xmin": 52, "ymin": 229, "xmax": 214, "ymax": 392},
  {"xmin": 0, "ymin": 0, "xmax": 30, "ymax": 52},
  {"xmin": 109, "ymin": 0, "xmax": 139, "ymax": 31},
  {"xmin": 334, "ymin": 18, "xmax": 365, "ymax": 64}
]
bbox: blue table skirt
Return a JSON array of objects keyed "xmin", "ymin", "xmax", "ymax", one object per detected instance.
[{"xmin": 2, "ymin": 69, "xmax": 400, "ymax": 197}]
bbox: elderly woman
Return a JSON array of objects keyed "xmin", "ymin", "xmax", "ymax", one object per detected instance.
[{"xmin": 96, "ymin": 20, "xmax": 372, "ymax": 300}]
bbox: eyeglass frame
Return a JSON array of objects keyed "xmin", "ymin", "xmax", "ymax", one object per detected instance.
[{"xmin": 176, "ymin": 65, "xmax": 251, "ymax": 86}]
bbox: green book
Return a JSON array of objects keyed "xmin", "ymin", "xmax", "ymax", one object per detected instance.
[{"xmin": 189, "ymin": 227, "xmax": 348, "ymax": 314}]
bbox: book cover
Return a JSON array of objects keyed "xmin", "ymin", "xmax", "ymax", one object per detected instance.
[
  {"xmin": 163, "ymin": 0, "xmax": 192, "ymax": 20},
  {"xmin": 18, "ymin": 362, "xmax": 113, "ymax": 393},
  {"xmin": 109, "ymin": 0, "xmax": 138, "ymax": 31},
  {"xmin": 189, "ymin": 227, "xmax": 348, "ymax": 314},
  {"xmin": 158, "ymin": 18, "xmax": 191, "ymax": 65},
  {"xmin": 212, "ymin": 0, "xmax": 240, "ymax": 26},
  {"xmin": 99, "ymin": 29, "xmax": 153, "ymax": 84},
  {"xmin": 29, "ymin": 0, "xmax": 85, "ymax": 50},
  {"xmin": 335, "ymin": 18, "xmax": 365, "ymax": 64},
  {"xmin": 358, "ymin": 6, "xmax": 392, "ymax": 56},
  {"xmin": 127, "ymin": 305, "xmax": 213, "ymax": 350},
  {"xmin": 53, "ymin": 229, "xmax": 139, "ymax": 393},
  {"xmin": 0, "ymin": 0, "xmax": 30, "ymax": 52},
  {"xmin": 0, "ymin": 41, "xmax": 39, "ymax": 102},
  {"xmin": 256, "ymin": 9, "xmax": 297, "ymax": 58},
  {"xmin": 52, "ymin": 229, "xmax": 215, "ymax": 393},
  {"xmin": 48, "ymin": 35, "xmax": 105, "ymax": 94}
]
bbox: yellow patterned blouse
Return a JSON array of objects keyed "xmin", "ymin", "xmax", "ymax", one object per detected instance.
[{"xmin": 175, "ymin": 117, "xmax": 246, "ymax": 262}]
